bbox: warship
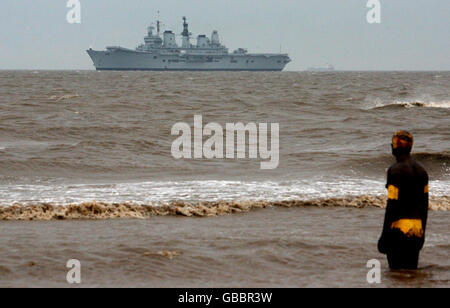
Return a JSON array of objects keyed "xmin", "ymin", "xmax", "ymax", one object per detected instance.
[{"xmin": 87, "ymin": 17, "xmax": 291, "ymax": 71}]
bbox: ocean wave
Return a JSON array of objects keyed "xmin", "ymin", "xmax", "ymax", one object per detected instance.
[
  {"xmin": 343, "ymin": 152, "xmax": 450, "ymax": 178},
  {"xmin": 1, "ymin": 178, "xmax": 448, "ymax": 208},
  {"xmin": 413, "ymin": 152, "xmax": 450, "ymax": 163},
  {"xmin": 48, "ymin": 94, "xmax": 80, "ymax": 101},
  {"xmin": 370, "ymin": 100, "xmax": 450, "ymax": 110},
  {"xmin": 377, "ymin": 152, "xmax": 450, "ymax": 166},
  {"xmin": 0, "ymin": 195, "xmax": 448, "ymax": 221}
]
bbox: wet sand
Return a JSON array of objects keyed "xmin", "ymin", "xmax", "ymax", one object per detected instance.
[{"xmin": 0, "ymin": 206, "xmax": 448, "ymax": 288}]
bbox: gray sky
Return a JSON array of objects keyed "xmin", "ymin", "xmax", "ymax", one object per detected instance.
[{"xmin": 0, "ymin": 0, "xmax": 449, "ymax": 71}]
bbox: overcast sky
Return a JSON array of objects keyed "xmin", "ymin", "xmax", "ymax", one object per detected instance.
[{"xmin": 0, "ymin": 0, "xmax": 449, "ymax": 70}]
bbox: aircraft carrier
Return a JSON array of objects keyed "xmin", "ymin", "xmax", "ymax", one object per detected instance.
[{"xmin": 87, "ymin": 17, "xmax": 291, "ymax": 71}]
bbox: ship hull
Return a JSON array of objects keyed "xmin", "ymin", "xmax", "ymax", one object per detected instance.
[
  {"xmin": 94, "ymin": 68, "xmax": 283, "ymax": 71},
  {"xmin": 87, "ymin": 49, "xmax": 289, "ymax": 72}
]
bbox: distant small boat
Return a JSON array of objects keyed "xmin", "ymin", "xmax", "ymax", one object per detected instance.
[{"xmin": 306, "ymin": 64, "xmax": 335, "ymax": 72}]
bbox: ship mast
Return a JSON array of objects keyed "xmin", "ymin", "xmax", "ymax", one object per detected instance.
[
  {"xmin": 181, "ymin": 16, "xmax": 191, "ymax": 48},
  {"xmin": 181, "ymin": 16, "xmax": 189, "ymax": 37},
  {"xmin": 156, "ymin": 10, "xmax": 161, "ymax": 36}
]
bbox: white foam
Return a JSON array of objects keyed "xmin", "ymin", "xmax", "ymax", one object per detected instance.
[
  {"xmin": 49, "ymin": 94, "xmax": 80, "ymax": 101},
  {"xmin": 0, "ymin": 179, "xmax": 447, "ymax": 206},
  {"xmin": 392, "ymin": 100, "xmax": 450, "ymax": 108},
  {"xmin": 425, "ymin": 101, "xmax": 450, "ymax": 108},
  {"xmin": 368, "ymin": 100, "xmax": 450, "ymax": 109}
]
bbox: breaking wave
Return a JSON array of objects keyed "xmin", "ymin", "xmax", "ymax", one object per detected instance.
[
  {"xmin": 1, "ymin": 195, "xmax": 448, "ymax": 221},
  {"xmin": 370, "ymin": 100, "xmax": 450, "ymax": 110}
]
